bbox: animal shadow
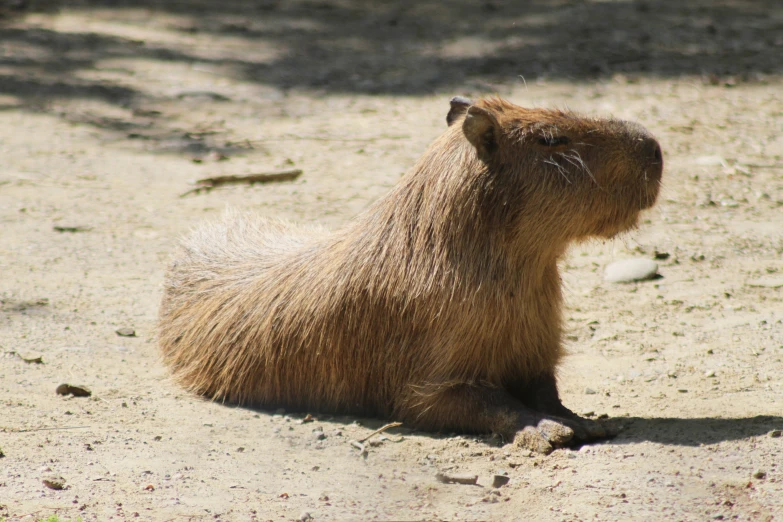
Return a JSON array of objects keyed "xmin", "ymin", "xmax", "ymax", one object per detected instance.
[{"xmin": 605, "ymin": 415, "xmax": 783, "ymax": 446}]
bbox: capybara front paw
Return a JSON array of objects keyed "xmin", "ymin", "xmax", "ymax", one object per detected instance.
[{"xmin": 514, "ymin": 418, "xmax": 575, "ymax": 454}]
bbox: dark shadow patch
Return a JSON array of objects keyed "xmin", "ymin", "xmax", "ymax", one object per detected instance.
[
  {"xmin": 1, "ymin": 0, "xmax": 780, "ymax": 151},
  {"xmin": 605, "ymin": 415, "xmax": 783, "ymax": 446}
]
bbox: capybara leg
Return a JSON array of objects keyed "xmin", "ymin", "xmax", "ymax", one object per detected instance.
[
  {"xmin": 400, "ymin": 383, "xmax": 525, "ymax": 437},
  {"xmin": 400, "ymin": 384, "xmax": 577, "ymax": 453},
  {"xmin": 507, "ymin": 373, "xmax": 608, "ymax": 444}
]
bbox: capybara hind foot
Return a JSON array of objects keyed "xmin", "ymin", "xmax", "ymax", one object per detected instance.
[
  {"xmin": 508, "ymin": 373, "xmax": 611, "ymax": 452},
  {"xmin": 515, "ymin": 418, "xmax": 575, "ymax": 455},
  {"xmin": 557, "ymin": 411, "xmax": 610, "ymax": 441},
  {"xmin": 514, "ymin": 414, "xmax": 610, "ymax": 454}
]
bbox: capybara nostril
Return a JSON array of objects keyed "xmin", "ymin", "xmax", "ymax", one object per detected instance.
[{"xmin": 643, "ymin": 137, "xmax": 663, "ymax": 180}]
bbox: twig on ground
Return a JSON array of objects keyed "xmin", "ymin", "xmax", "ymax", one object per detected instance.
[
  {"xmin": 349, "ymin": 440, "xmax": 369, "ymax": 458},
  {"xmin": 358, "ymin": 422, "xmax": 403, "ymax": 443},
  {"xmin": 2, "ymin": 425, "xmax": 89, "ymax": 433},
  {"xmin": 53, "ymin": 225, "xmax": 92, "ymax": 233},
  {"xmin": 435, "ymin": 472, "xmax": 479, "ymax": 485},
  {"xmin": 180, "ymin": 169, "xmax": 303, "ymax": 197},
  {"xmin": 743, "ymin": 163, "xmax": 783, "ymax": 169},
  {"xmin": 248, "ymin": 134, "xmax": 409, "ymax": 144}
]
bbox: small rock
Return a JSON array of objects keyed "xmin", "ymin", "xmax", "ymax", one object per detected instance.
[
  {"xmin": 584, "ymin": 388, "xmax": 597, "ymax": 395},
  {"xmin": 492, "ymin": 475, "xmax": 510, "ymax": 488},
  {"xmin": 769, "ymin": 430, "xmax": 781, "ymax": 438},
  {"xmin": 299, "ymin": 512, "xmax": 313, "ymax": 522},
  {"xmin": 144, "ymin": 484, "xmax": 155, "ymax": 491},
  {"xmin": 312, "ymin": 430, "xmax": 326, "ymax": 441},
  {"xmin": 301, "ymin": 413, "xmax": 315, "ymax": 423},
  {"xmin": 56, "ymin": 384, "xmax": 92, "ymax": 397},
  {"xmin": 116, "ymin": 328, "xmax": 136, "ymax": 337},
  {"xmin": 653, "ymin": 251, "xmax": 670, "ymax": 260},
  {"xmin": 752, "ymin": 470, "xmax": 766, "ymax": 480},
  {"xmin": 604, "ymin": 259, "xmax": 659, "ymax": 283},
  {"xmin": 705, "ymin": 370, "xmax": 716, "ymax": 378},
  {"xmin": 42, "ymin": 476, "xmax": 66, "ymax": 490}
]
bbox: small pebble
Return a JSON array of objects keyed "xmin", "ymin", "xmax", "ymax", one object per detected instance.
[
  {"xmin": 705, "ymin": 370, "xmax": 716, "ymax": 378},
  {"xmin": 115, "ymin": 327, "xmax": 136, "ymax": 337},
  {"xmin": 604, "ymin": 259, "xmax": 659, "ymax": 283},
  {"xmin": 312, "ymin": 430, "xmax": 326, "ymax": 441},
  {"xmin": 42, "ymin": 476, "xmax": 66, "ymax": 490},
  {"xmin": 492, "ymin": 475, "xmax": 510, "ymax": 488},
  {"xmin": 752, "ymin": 470, "xmax": 766, "ymax": 480},
  {"xmin": 56, "ymin": 384, "xmax": 92, "ymax": 398},
  {"xmin": 584, "ymin": 388, "xmax": 597, "ymax": 395},
  {"xmin": 769, "ymin": 430, "xmax": 781, "ymax": 438},
  {"xmin": 299, "ymin": 512, "xmax": 313, "ymax": 522}
]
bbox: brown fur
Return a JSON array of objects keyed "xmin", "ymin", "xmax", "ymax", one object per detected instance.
[{"xmin": 158, "ymin": 97, "xmax": 663, "ymax": 443}]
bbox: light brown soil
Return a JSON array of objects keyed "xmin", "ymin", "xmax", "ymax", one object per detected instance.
[{"xmin": 1, "ymin": 2, "xmax": 782, "ymax": 521}]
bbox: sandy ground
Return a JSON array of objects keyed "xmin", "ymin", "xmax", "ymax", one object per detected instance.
[{"xmin": 1, "ymin": 1, "xmax": 782, "ymax": 520}]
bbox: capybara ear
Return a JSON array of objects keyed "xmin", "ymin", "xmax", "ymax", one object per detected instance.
[
  {"xmin": 447, "ymin": 96, "xmax": 473, "ymax": 126},
  {"xmin": 462, "ymin": 105, "xmax": 500, "ymax": 161}
]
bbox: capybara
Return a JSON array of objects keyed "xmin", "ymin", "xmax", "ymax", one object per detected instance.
[{"xmin": 158, "ymin": 96, "xmax": 663, "ymax": 453}]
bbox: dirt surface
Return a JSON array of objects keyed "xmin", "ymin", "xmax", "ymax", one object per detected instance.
[{"xmin": 1, "ymin": 1, "xmax": 783, "ymax": 520}]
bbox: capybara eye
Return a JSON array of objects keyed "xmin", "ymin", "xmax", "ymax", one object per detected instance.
[{"xmin": 538, "ymin": 136, "xmax": 570, "ymax": 147}]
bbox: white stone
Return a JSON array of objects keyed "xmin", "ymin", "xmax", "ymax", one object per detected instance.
[{"xmin": 604, "ymin": 259, "xmax": 659, "ymax": 283}]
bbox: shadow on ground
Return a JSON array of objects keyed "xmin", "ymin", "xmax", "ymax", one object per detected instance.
[
  {"xmin": 240, "ymin": 407, "xmax": 783, "ymax": 449},
  {"xmin": 608, "ymin": 415, "xmax": 783, "ymax": 446},
  {"xmin": 3, "ymin": 0, "xmax": 782, "ymax": 95},
  {"xmin": 1, "ymin": 0, "xmax": 780, "ymax": 151}
]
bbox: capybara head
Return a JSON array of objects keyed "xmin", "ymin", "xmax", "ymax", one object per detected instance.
[{"xmin": 443, "ymin": 96, "xmax": 663, "ymax": 243}]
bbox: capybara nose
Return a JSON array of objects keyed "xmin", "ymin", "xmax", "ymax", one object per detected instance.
[{"xmin": 643, "ymin": 137, "xmax": 663, "ymax": 180}]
